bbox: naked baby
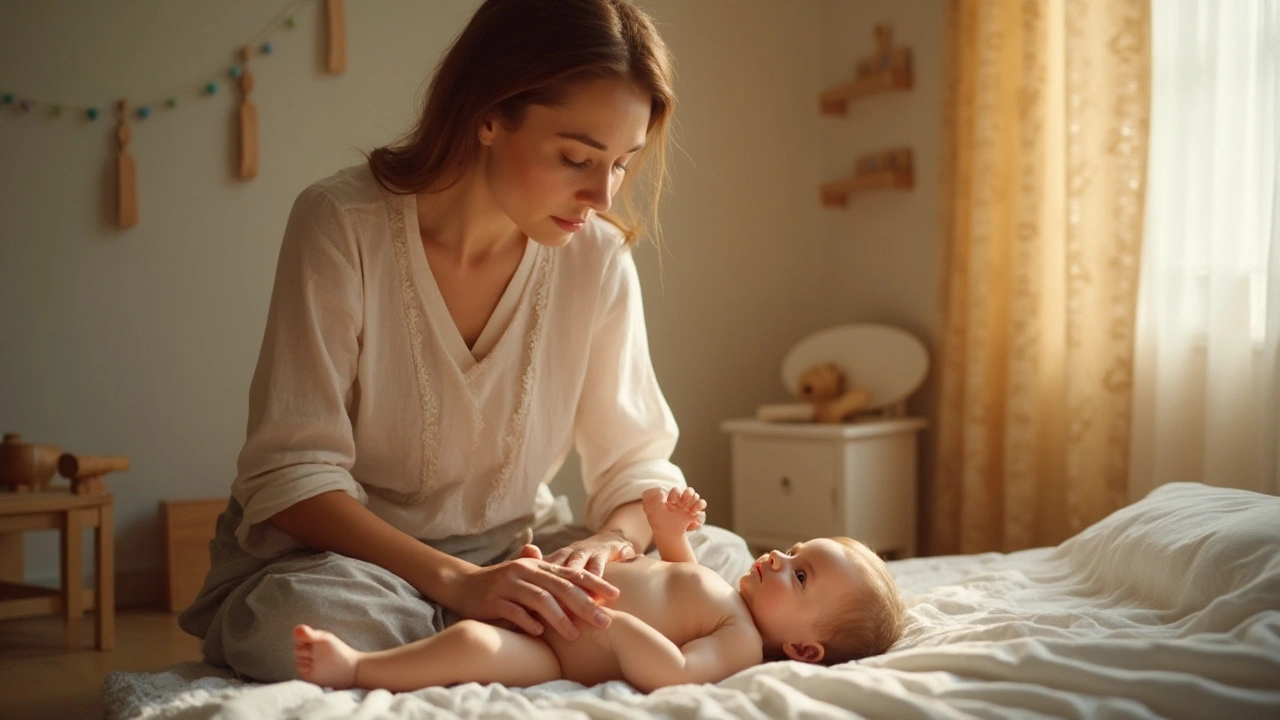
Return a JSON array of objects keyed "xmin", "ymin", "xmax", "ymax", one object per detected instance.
[{"xmin": 292, "ymin": 487, "xmax": 904, "ymax": 692}]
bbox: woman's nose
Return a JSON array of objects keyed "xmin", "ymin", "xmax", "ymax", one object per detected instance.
[{"xmin": 578, "ymin": 169, "xmax": 613, "ymax": 213}]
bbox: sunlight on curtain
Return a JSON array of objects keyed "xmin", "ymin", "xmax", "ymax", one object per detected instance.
[
  {"xmin": 1130, "ymin": 0, "xmax": 1280, "ymax": 500},
  {"xmin": 931, "ymin": 0, "xmax": 1150, "ymax": 554}
]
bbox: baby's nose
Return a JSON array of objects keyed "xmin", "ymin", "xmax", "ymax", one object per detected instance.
[{"xmin": 767, "ymin": 550, "xmax": 786, "ymax": 568}]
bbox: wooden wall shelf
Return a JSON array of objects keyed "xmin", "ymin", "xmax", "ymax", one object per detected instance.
[
  {"xmin": 821, "ymin": 148, "xmax": 914, "ymax": 208},
  {"xmin": 819, "ymin": 25, "xmax": 913, "ymax": 116}
]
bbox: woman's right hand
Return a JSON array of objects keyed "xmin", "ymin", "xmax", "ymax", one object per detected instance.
[{"xmin": 442, "ymin": 546, "xmax": 620, "ymax": 641}]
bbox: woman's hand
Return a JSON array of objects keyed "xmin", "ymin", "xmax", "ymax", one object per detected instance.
[
  {"xmin": 542, "ymin": 530, "xmax": 637, "ymax": 578},
  {"xmin": 442, "ymin": 550, "xmax": 620, "ymax": 641}
]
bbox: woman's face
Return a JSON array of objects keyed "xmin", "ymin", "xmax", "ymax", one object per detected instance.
[{"xmin": 479, "ymin": 77, "xmax": 651, "ymax": 247}]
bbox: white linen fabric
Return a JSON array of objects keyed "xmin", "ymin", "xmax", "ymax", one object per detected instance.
[
  {"xmin": 104, "ymin": 482, "xmax": 1280, "ymax": 719},
  {"xmin": 231, "ymin": 164, "xmax": 686, "ymax": 559}
]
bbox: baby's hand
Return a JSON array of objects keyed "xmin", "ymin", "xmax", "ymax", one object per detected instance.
[{"xmin": 642, "ymin": 487, "xmax": 707, "ymax": 536}]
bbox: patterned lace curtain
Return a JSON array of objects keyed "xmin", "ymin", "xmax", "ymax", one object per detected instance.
[
  {"xmin": 1129, "ymin": 0, "xmax": 1280, "ymax": 500},
  {"xmin": 929, "ymin": 0, "xmax": 1150, "ymax": 554}
]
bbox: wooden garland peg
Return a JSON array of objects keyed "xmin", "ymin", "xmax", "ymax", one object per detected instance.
[
  {"xmin": 57, "ymin": 453, "xmax": 130, "ymax": 496},
  {"xmin": 874, "ymin": 25, "xmax": 893, "ymax": 62},
  {"xmin": 326, "ymin": 0, "xmax": 347, "ymax": 74},
  {"xmin": 116, "ymin": 99, "xmax": 138, "ymax": 229},
  {"xmin": 238, "ymin": 46, "xmax": 259, "ymax": 179}
]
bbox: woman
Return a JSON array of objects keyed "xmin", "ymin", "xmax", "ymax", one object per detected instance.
[{"xmin": 179, "ymin": 0, "xmax": 751, "ymax": 682}]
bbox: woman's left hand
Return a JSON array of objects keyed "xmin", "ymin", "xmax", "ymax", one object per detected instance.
[{"xmin": 539, "ymin": 531, "xmax": 637, "ymax": 578}]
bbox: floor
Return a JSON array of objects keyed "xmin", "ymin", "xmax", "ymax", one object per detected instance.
[{"xmin": 0, "ymin": 609, "xmax": 201, "ymax": 720}]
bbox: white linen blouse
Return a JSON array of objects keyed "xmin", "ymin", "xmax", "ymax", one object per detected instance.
[{"xmin": 232, "ymin": 164, "xmax": 686, "ymax": 558}]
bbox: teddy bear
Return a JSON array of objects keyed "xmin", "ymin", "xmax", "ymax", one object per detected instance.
[{"xmin": 795, "ymin": 362, "xmax": 870, "ymax": 423}]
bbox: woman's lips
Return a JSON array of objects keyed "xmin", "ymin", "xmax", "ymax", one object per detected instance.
[{"xmin": 552, "ymin": 216, "xmax": 585, "ymax": 232}]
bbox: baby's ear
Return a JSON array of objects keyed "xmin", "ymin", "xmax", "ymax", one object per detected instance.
[{"xmin": 782, "ymin": 640, "xmax": 825, "ymax": 664}]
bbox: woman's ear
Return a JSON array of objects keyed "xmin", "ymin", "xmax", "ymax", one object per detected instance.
[
  {"xmin": 782, "ymin": 641, "xmax": 825, "ymax": 664},
  {"xmin": 477, "ymin": 116, "xmax": 498, "ymax": 146}
]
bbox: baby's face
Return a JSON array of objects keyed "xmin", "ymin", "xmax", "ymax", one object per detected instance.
[{"xmin": 738, "ymin": 538, "xmax": 866, "ymax": 657}]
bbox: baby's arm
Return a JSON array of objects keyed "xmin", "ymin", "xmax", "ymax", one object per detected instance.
[
  {"xmin": 603, "ymin": 609, "xmax": 761, "ymax": 692},
  {"xmin": 641, "ymin": 487, "xmax": 706, "ymax": 564}
]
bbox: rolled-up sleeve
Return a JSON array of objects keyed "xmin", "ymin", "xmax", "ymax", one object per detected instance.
[
  {"xmin": 576, "ymin": 247, "xmax": 686, "ymax": 531},
  {"xmin": 231, "ymin": 185, "xmax": 368, "ymax": 557}
]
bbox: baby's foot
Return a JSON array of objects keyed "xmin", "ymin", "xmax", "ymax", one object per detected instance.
[{"xmin": 293, "ymin": 624, "xmax": 359, "ymax": 689}]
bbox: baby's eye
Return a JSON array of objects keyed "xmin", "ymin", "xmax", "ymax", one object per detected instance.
[{"xmin": 795, "ymin": 570, "xmax": 806, "ymax": 586}]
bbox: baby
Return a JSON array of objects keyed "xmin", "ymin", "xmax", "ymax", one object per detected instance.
[{"xmin": 293, "ymin": 487, "xmax": 904, "ymax": 692}]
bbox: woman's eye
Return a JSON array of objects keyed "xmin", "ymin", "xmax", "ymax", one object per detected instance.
[
  {"xmin": 795, "ymin": 570, "xmax": 806, "ymax": 586},
  {"xmin": 561, "ymin": 154, "xmax": 629, "ymax": 173}
]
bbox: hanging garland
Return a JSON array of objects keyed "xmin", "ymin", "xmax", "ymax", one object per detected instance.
[{"xmin": 1, "ymin": 0, "xmax": 348, "ymax": 229}]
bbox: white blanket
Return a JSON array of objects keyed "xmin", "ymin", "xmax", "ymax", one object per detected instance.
[{"xmin": 104, "ymin": 483, "xmax": 1280, "ymax": 719}]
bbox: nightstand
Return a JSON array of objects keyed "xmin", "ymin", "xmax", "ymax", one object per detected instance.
[{"xmin": 722, "ymin": 417, "xmax": 927, "ymax": 558}]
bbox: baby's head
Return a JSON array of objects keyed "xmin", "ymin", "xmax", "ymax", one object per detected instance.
[{"xmin": 737, "ymin": 537, "xmax": 903, "ymax": 665}]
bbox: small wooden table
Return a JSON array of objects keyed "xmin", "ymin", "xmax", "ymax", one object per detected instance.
[{"xmin": 0, "ymin": 489, "xmax": 114, "ymax": 650}]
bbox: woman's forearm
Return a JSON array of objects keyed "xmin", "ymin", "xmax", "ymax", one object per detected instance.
[
  {"xmin": 269, "ymin": 490, "xmax": 472, "ymax": 603},
  {"xmin": 600, "ymin": 500, "xmax": 654, "ymax": 554}
]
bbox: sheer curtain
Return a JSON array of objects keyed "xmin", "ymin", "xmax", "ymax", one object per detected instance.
[{"xmin": 1130, "ymin": 0, "xmax": 1280, "ymax": 499}]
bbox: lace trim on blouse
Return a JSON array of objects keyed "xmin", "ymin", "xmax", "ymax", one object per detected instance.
[
  {"xmin": 485, "ymin": 248, "xmax": 553, "ymax": 522},
  {"xmin": 368, "ymin": 193, "xmax": 439, "ymax": 505}
]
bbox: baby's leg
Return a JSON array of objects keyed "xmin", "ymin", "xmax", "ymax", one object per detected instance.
[{"xmin": 293, "ymin": 621, "xmax": 562, "ymax": 692}]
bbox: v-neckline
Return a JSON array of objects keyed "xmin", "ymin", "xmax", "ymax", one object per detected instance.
[{"xmin": 402, "ymin": 194, "xmax": 538, "ymax": 374}]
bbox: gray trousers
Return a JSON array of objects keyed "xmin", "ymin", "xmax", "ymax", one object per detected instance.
[{"xmin": 177, "ymin": 499, "xmax": 753, "ymax": 683}]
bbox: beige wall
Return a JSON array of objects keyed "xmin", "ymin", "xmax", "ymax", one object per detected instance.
[
  {"xmin": 821, "ymin": 0, "xmax": 944, "ymax": 349},
  {"xmin": 0, "ymin": 0, "xmax": 942, "ymax": 605},
  {"xmin": 819, "ymin": 0, "xmax": 946, "ymax": 508}
]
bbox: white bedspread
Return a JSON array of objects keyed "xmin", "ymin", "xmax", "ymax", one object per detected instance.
[{"xmin": 103, "ymin": 483, "xmax": 1280, "ymax": 719}]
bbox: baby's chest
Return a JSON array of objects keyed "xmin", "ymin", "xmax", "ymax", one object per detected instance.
[{"xmin": 605, "ymin": 562, "xmax": 725, "ymax": 641}]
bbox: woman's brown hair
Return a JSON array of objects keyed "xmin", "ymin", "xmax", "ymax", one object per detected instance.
[{"xmin": 367, "ymin": 0, "xmax": 675, "ymax": 245}]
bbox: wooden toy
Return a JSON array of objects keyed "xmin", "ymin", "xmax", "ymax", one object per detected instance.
[
  {"xmin": 57, "ymin": 453, "xmax": 130, "ymax": 496},
  {"xmin": 0, "ymin": 433, "xmax": 61, "ymax": 492}
]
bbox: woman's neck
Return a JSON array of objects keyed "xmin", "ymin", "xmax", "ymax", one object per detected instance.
[{"xmin": 415, "ymin": 168, "xmax": 523, "ymax": 267}]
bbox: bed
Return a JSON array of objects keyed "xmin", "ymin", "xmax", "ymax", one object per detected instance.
[{"xmin": 103, "ymin": 482, "xmax": 1280, "ymax": 719}]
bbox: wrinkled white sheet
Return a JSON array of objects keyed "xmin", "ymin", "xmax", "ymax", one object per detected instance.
[{"xmin": 104, "ymin": 483, "xmax": 1280, "ymax": 719}]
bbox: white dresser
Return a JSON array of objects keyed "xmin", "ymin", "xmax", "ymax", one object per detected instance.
[{"xmin": 721, "ymin": 418, "xmax": 927, "ymax": 558}]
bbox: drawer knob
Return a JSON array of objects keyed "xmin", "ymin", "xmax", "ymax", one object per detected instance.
[{"xmin": 779, "ymin": 476, "xmax": 791, "ymax": 495}]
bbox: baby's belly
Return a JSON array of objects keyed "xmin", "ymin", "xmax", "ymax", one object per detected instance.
[{"xmin": 540, "ymin": 558, "xmax": 694, "ymax": 686}]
